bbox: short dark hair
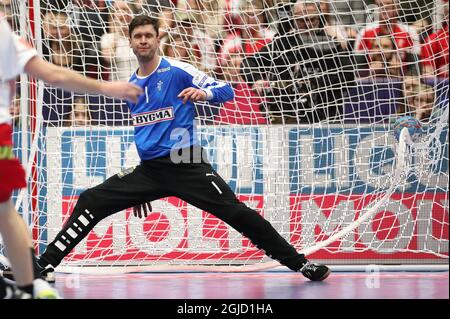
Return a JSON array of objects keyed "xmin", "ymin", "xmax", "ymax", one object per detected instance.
[{"xmin": 128, "ymin": 15, "xmax": 159, "ymax": 38}]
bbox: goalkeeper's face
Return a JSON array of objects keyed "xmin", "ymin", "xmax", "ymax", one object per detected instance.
[{"xmin": 130, "ymin": 24, "xmax": 160, "ymax": 63}]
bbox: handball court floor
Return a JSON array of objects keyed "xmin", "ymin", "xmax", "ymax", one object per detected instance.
[{"xmin": 53, "ymin": 270, "xmax": 449, "ymax": 299}]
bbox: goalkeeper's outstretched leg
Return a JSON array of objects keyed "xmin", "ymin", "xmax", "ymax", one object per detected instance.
[
  {"xmin": 37, "ymin": 165, "xmax": 167, "ymax": 274},
  {"xmin": 153, "ymin": 153, "xmax": 330, "ymax": 281}
]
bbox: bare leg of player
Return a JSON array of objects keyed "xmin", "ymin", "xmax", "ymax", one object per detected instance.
[
  {"xmin": 0, "ymin": 199, "xmax": 61, "ymax": 298},
  {"xmin": 0, "ymin": 200, "xmax": 34, "ymax": 287}
]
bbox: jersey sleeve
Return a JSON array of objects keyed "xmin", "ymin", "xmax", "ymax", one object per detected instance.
[
  {"xmin": 179, "ymin": 62, "xmax": 234, "ymax": 104},
  {"xmin": 12, "ymin": 35, "xmax": 38, "ymax": 75},
  {"xmin": 0, "ymin": 17, "xmax": 19, "ymax": 80},
  {"xmin": 0, "ymin": 18, "xmax": 38, "ymax": 80}
]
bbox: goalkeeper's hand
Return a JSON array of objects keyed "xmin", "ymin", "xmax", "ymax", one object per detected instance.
[
  {"xmin": 178, "ymin": 87, "xmax": 207, "ymax": 104},
  {"xmin": 133, "ymin": 202, "xmax": 152, "ymax": 219}
]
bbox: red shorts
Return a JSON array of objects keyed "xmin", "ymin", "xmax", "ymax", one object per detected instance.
[{"xmin": 0, "ymin": 123, "xmax": 26, "ymax": 202}]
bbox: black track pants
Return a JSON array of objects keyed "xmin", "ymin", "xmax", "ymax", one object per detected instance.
[{"xmin": 41, "ymin": 148, "xmax": 307, "ymax": 271}]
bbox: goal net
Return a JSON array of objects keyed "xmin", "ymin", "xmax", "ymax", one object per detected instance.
[{"xmin": 2, "ymin": 0, "xmax": 448, "ymax": 272}]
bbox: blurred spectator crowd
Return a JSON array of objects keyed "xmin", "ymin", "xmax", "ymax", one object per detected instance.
[{"xmin": 2, "ymin": 0, "xmax": 448, "ymax": 126}]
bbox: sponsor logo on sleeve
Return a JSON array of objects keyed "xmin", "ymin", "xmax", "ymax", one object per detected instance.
[
  {"xmin": 193, "ymin": 73, "xmax": 211, "ymax": 88},
  {"xmin": 197, "ymin": 75, "xmax": 208, "ymax": 87}
]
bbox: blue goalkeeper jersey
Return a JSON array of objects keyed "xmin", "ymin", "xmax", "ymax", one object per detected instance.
[{"xmin": 127, "ymin": 57, "xmax": 234, "ymax": 160}]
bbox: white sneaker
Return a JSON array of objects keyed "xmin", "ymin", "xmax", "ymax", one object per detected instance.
[
  {"xmin": 41, "ymin": 265, "xmax": 56, "ymax": 284},
  {"xmin": 33, "ymin": 278, "xmax": 62, "ymax": 299}
]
